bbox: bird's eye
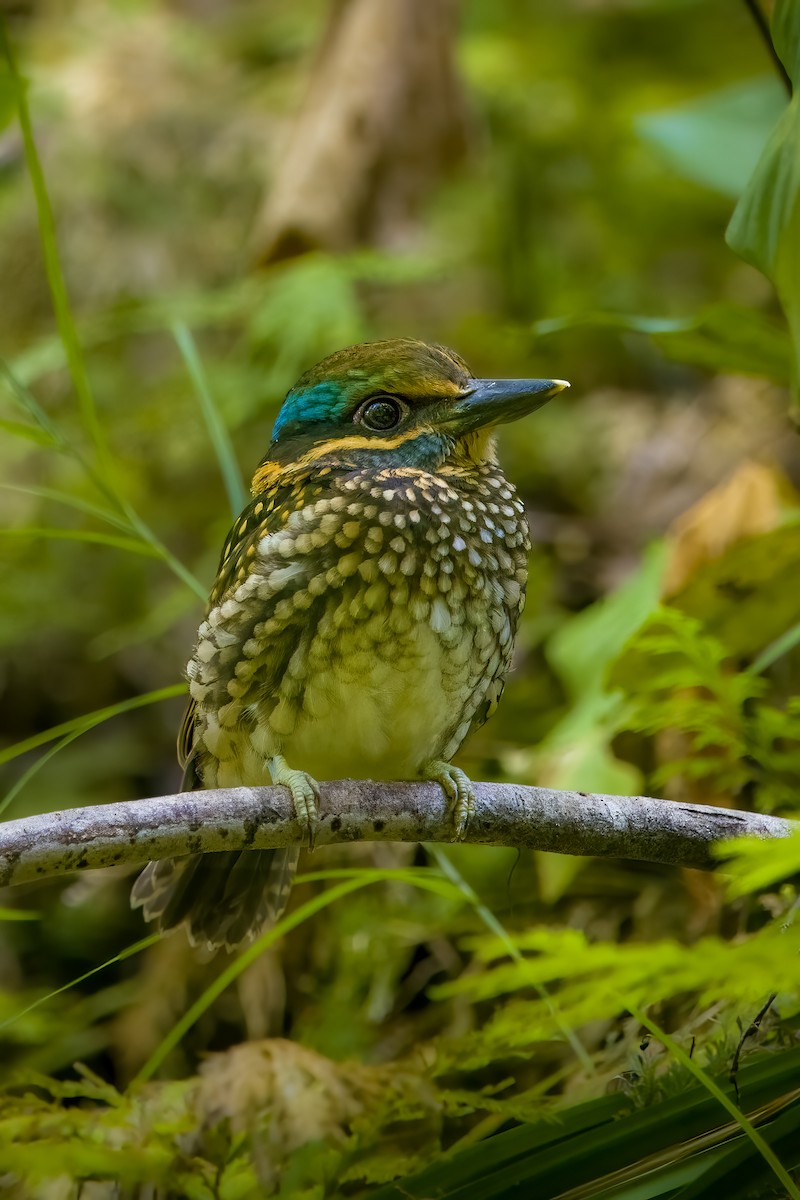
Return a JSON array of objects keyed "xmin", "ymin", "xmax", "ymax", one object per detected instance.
[{"xmin": 359, "ymin": 396, "xmax": 403, "ymax": 431}]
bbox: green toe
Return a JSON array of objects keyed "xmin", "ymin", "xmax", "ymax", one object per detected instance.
[
  {"xmin": 422, "ymin": 759, "xmax": 476, "ymax": 841},
  {"xmin": 269, "ymin": 755, "xmax": 320, "ymax": 849}
]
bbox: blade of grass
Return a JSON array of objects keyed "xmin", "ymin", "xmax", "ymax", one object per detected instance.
[
  {"xmin": 670, "ymin": 1104, "xmax": 800, "ymax": 1200},
  {"xmin": 0, "ymin": 682, "xmax": 187, "ymax": 767},
  {"xmin": 0, "ymin": 934, "xmax": 160, "ymax": 1034},
  {"xmin": 626, "ymin": 1001, "xmax": 800, "ymax": 1200},
  {"xmin": 1, "ymin": 359, "xmax": 208, "ymax": 599},
  {"xmin": 0, "ymin": 60, "xmax": 208, "ymax": 603},
  {"xmin": 115, "ymin": 500, "xmax": 208, "ymax": 600},
  {"xmin": 0, "ymin": 417, "xmax": 56, "ymax": 446},
  {"xmin": 8, "ymin": 277, "xmax": 262, "ymax": 388},
  {"xmin": 426, "ymin": 844, "xmax": 595, "ymax": 1073},
  {"xmin": 0, "ymin": 483, "xmax": 135, "ymax": 533},
  {"xmin": 0, "ymin": 22, "xmax": 107, "ymax": 468},
  {"xmin": 88, "ymin": 581, "xmax": 197, "ymax": 660},
  {"xmin": 172, "ymin": 321, "xmax": 247, "ymax": 518},
  {"xmin": 748, "ymin": 620, "xmax": 800, "ymax": 674},
  {"xmin": 0, "ymin": 527, "xmax": 162, "ymax": 556},
  {"xmin": 132, "ymin": 869, "xmax": 466, "ymax": 1086},
  {"xmin": 0, "ymin": 728, "xmax": 83, "ymax": 818},
  {"xmin": 295, "ymin": 866, "xmax": 467, "ymax": 900},
  {"xmin": 0, "ymin": 357, "xmax": 74, "ymax": 455}
]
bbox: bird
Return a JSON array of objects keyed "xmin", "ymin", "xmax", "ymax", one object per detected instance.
[{"xmin": 131, "ymin": 339, "xmax": 568, "ymax": 950}]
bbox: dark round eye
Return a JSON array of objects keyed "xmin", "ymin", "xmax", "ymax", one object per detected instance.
[{"xmin": 359, "ymin": 395, "xmax": 403, "ymax": 431}]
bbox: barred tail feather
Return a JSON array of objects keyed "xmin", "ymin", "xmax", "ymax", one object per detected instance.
[{"xmin": 130, "ymin": 848, "xmax": 299, "ymax": 952}]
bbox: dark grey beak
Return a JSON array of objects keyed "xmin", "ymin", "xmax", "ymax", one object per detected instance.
[{"xmin": 444, "ymin": 377, "xmax": 569, "ymax": 434}]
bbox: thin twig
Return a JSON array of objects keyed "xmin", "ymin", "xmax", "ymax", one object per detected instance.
[{"xmin": 731, "ymin": 992, "xmax": 779, "ymax": 1105}]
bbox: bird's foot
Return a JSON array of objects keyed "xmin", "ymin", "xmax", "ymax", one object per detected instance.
[
  {"xmin": 423, "ymin": 760, "xmax": 476, "ymax": 841},
  {"xmin": 268, "ymin": 755, "xmax": 320, "ymax": 849}
]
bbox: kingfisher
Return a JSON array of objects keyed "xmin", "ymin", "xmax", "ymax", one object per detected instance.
[{"xmin": 131, "ymin": 340, "xmax": 567, "ymax": 949}]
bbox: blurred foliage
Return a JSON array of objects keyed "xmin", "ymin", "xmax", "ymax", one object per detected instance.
[{"xmin": 2, "ymin": 0, "xmax": 800, "ymax": 1195}]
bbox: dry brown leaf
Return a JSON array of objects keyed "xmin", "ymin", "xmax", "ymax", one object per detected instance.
[
  {"xmin": 196, "ymin": 1039, "xmax": 396, "ymax": 1148},
  {"xmin": 662, "ymin": 461, "xmax": 795, "ymax": 597},
  {"xmin": 193, "ymin": 1038, "xmax": 439, "ymax": 1186}
]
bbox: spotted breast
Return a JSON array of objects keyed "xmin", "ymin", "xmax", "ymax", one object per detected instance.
[{"xmin": 188, "ymin": 461, "xmax": 529, "ymax": 790}]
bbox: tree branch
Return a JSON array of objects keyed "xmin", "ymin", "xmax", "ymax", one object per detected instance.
[{"xmin": 0, "ymin": 782, "xmax": 794, "ymax": 889}]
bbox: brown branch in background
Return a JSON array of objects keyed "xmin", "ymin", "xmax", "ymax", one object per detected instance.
[
  {"xmin": 253, "ymin": 0, "xmax": 470, "ymax": 264},
  {"xmin": 0, "ymin": 781, "xmax": 793, "ymax": 889}
]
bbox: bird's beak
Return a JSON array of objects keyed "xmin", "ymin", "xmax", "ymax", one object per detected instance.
[{"xmin": 443, "ymin": 377, "xmax": 569, "ymax": 434}]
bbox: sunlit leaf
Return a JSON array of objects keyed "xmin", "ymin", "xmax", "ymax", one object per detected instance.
[{"xmin": 715, "ymin": 827, "xmax": 800, "ymax": 898}]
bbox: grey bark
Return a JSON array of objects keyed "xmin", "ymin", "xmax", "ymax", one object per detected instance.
[{"xmin": 0, "ymin": 781, "xmax": 793, "ymax": 889}]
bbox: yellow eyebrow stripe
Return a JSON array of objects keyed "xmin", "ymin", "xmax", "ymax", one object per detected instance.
[
  {"xmin": 293, "ymin": 429, "xmax": 426, "ymax": 465},
  {"xmin": 251, "ymin": 428, "xmax": 439, "ymax": 494}
]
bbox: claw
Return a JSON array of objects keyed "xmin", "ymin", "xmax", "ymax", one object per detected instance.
[
  {"xmin": 422, "ymin": 760, "xmax": 476, "ymax": 841},
  {"xmin": 269, "ymin": 755, "xmax": 320, "ymax": 849}
]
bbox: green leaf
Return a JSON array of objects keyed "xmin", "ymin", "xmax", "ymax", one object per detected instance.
[
  {"xmin": 533, "ymin": 306, "xmax": 792, "ymax": 384},
  {"xmin": 531, "ymin": 544, "xmax": 665, "ymax": 795},
  {"xmin": 726, "ymin": 0, "xmax": 800, "ymax": 401},
  {"xmin": 638, "ymin": 76, "xmax": 788, "ymax": 199},
  {"xmin": 715, "ymin": 827, "xmax": 800, "ymax": 899},
  {"xmin": 649, "ymin": 304, "xmax": 792, "ymax": 384},
  {"xmin": 548, "ymin": 542, "xmax": 666, "ymax": 702},
  {"xmin": 628, "ymin": 1004, "xmax": 800, "ymax": 1200},
  {"xmin": 0, "ymin": 907, "xmax": 40, "ymax": 921},
  {"xmin": 371, "ymin": 1048, "xmax": 800, "ymax": 1200}
]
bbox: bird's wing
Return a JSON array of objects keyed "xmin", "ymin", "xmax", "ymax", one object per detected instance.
[
  {"xmin": 177, "ymin": 697, "xmax": 201, "ymax": 789},
  {"xmin": 465, "ymin": 578, "xmax": 528, "ymax": 742},
  {"xmin": 178, "ymin": 473, "xmax": 317, "ymax": 776}
]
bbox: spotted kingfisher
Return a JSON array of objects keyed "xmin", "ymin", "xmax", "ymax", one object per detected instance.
[{"xmin": 131, "ymin": 340, "xmax": 567, "ymax": 949}]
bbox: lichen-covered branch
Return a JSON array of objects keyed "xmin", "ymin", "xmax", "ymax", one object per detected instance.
[{"xmin": 0, "ymin": 782, "xmax": 794, "ymax": 889}]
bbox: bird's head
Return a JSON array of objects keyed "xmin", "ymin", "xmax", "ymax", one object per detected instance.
[{"xmin": 252, "ymin": 339, "xmax": 568, "ymax": 492}]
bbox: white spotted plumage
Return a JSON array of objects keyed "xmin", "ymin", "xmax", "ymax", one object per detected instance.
[{"xmin": 187, "ymin": 463, "xmax": 529, "ymax": 790}]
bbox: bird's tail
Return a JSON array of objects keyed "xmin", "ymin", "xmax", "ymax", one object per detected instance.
[{"xmin": 130, "ymin": 847, "xmax": 299, "ymax": 951}]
